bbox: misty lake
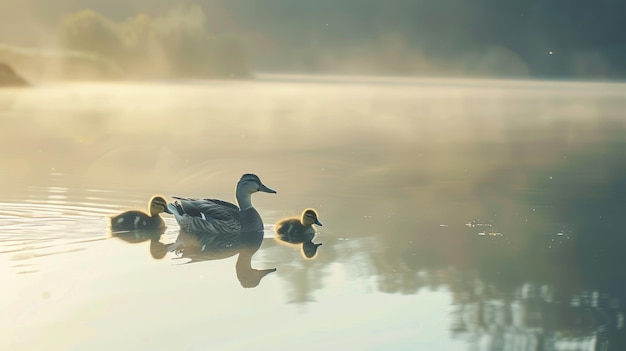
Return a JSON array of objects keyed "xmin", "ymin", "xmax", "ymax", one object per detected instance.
[{"xmin": 1, "ymin": 75, "xmax": 626, "ymax": 350}]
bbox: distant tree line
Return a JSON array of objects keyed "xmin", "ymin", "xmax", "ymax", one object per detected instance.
[
  {"xmin": 57, "ymin": 6, "xmax": 250, "ymax": 79},
  {"xmin": 211, "ymin": 0, "xmax": 626, "ymax": 79},
  {"xmin": 5, "ymin": 0, "xmax": 625, "ymax": 79}
]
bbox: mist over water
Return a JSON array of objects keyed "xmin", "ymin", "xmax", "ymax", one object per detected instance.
[{"xmin": 2, "ymin": 75, "xmax": 626, "ymax": 350}]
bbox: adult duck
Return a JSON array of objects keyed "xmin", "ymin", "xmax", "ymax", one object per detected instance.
[{"xmin": 167, "ymin": 173, "xmax": 277, "ymax": 235}]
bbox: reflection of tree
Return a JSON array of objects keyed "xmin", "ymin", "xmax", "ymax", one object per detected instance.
[
  {"xmin": 361, "ymin": 157, "xmax": 626, "ymax": 349},
  {"xmin": 264, "ymin": 237, "xmax": 343, "ymax": 303},
  {"xmin": 371, "ymin": 245, "xmax": 444, "ymax": 294},
  {"xmin": 366, "ymin": 232, "xmax": 624, "ymax": 349},
  {"xmin": 274, "ymin": 259, "xmax": 325, "ymax": 304},
  {"xmin": 449, "ymin": 276, "xmax": 623, "ymax": 351}
]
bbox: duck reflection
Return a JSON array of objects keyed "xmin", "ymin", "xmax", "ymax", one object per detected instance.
[
  {"xmin": 170, "ymin": 229, "xmax": 276, "ymax": 288},
  {"xmin": 275, "ymin": 208, "xmax": 323, "ymax": 259},
  {"xmin": 110, "ymin": 227, "xmax": 169, "ymax": 259}
]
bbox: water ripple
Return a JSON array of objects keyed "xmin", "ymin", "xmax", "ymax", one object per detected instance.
[{"xmin": 0, "ymin": 186, "xmax": 148, "ymax": 273}]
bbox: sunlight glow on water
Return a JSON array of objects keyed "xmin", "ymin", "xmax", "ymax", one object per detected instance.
[{"xmin": 2, "ymin": 75, "xmax": 626, "ymax": 350}]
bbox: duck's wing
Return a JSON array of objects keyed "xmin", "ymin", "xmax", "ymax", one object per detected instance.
[
  {"xmin": 173, "ymin": 197, "xmax": 239, "ymax": 219},
  {"xmin": 171, "ymin": 197, "xmax": 203, "ymax": 218},
  {"xmin": 171, "ymin": 197, "xmax": 242, "ymax": 234},
  {"xmin": 199, "ymin": 198, "xmax": 239, "ymax": 212}
]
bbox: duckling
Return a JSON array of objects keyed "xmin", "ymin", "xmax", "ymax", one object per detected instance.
[
  {"xmin": 110, "ymin": 195, "xmax": 172, "ymax": 232},
  {"xmin": 275, "ymin": 208, "xmax": 323, "ymax": 244}
]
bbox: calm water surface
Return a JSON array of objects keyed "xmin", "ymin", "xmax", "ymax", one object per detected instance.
[{"xmin": 1, "ymin": 75, "xmax": 626, "ymax": 350}]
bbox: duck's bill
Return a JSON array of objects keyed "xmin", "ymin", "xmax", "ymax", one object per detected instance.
[
  {"xmin": 259, "ymin": 184, "xmax": 277, "ymax": 194},
  {"xmin": 163, "ymin": 206, "xmax": 173, "ymax": 214},
  {"xmin": 315, "ymin": 220, "xmax": 323, "ymax": 226}
]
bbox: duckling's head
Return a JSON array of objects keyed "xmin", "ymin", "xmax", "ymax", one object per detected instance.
[
  {"xmin": 302, "ymin": 241, "xmax": 322, "ymax": 259},
  {"xmin": 238, "ymin": 173, "xmax": 277, "ymax": 195},
  {"xmin": 301, "ymin": 208, "xmax": 323, "ymax": 226},
  {"xmin": 149, "ymin": 195, "xmax": 171, "ymax": 216}
]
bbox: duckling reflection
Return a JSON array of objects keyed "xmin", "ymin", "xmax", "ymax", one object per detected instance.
[
  {"xmin": 169, "ymin": 229, "xmax": 276, "ymax": 288},
  {"xmin": 110, "ymin": 195, "xmax": 172, "ymax": 232},
  {"xmin": 111, "ymin": 227, "xmax": 169, "ymax": 259},
  {"xmin": 301, "ymin": 241, "xmax": 323, "ymax": 259},
  {"xmin": 275, "ymin": 208, "xmax": 323, "ymax": 259}
]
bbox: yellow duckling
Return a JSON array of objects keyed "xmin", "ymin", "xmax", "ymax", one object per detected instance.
[
  {"xmin": 110, "ymin": 195, "xmax": 171, "ymax": 232},
  {"xmin": 275, "ymin": 209, "xmax": 323, "ymax": 258},
  {"xmin": 275, "ymin": 208, "xmax": 323, "ymax": 244}
]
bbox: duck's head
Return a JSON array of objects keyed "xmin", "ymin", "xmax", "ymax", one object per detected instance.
[
  {"xmin": 237, "ymin": 173, "xmax": 277, "ymax": 195},
  {"xmin": 302, "ymin": 241, "xmax": 322, "ymax": 259},
  {"xmin": 149, "ymin": 195, "xmax": 172, "ymax": 216},
  {"xmin": 302, "ymin": 208, "xmax": 323, "ymax": 226}
]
